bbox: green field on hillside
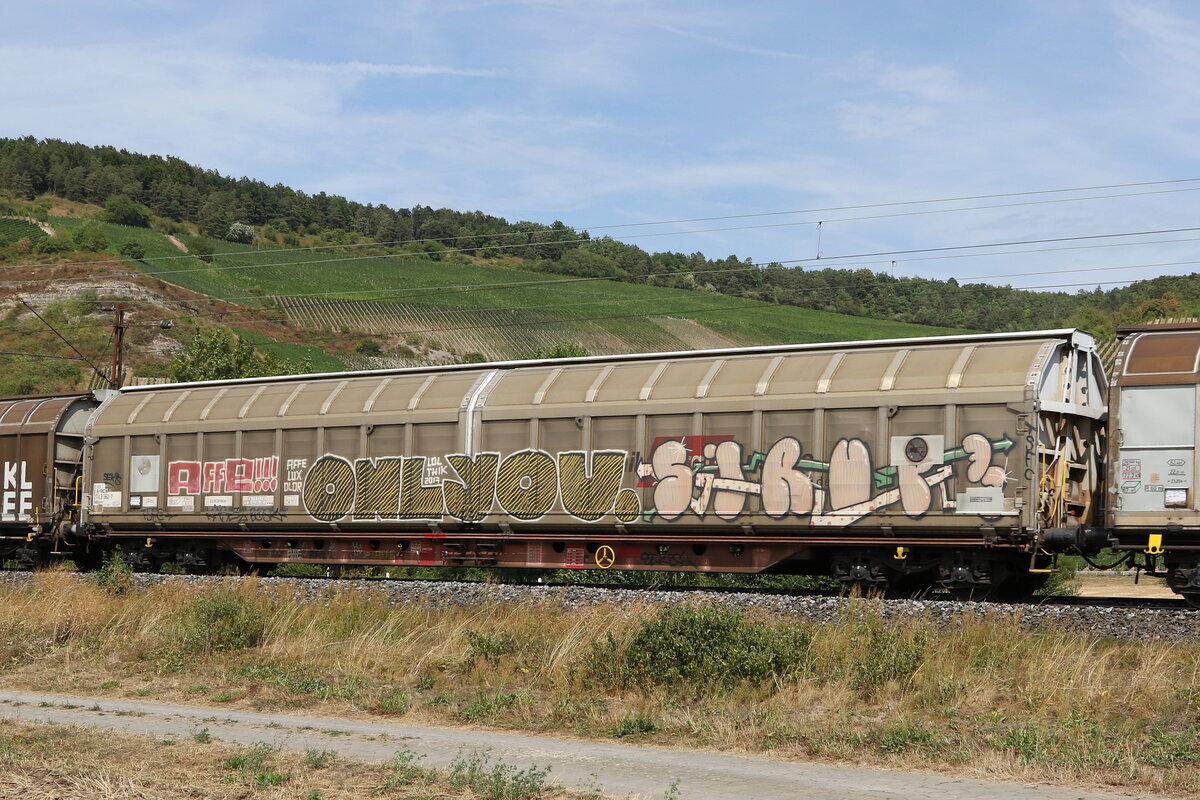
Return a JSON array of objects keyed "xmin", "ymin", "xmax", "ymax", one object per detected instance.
[
  {"xmin": 48, "ymin": 216, "xmax": 190, "ymax": 262},
  {"xmin": 0, "ymin": 217, "xmax": 47, "ymax": 246},
  {"xmin": 48, "ymin": 216, "xmax": 960, "ymax": 359},
  {"xmin": 230, "ymin": 327, "xmax": 347, "ymax": 373}
]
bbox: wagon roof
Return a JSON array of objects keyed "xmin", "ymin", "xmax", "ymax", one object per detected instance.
[
  {"xmin": 88, "ymin": 330, "xmax": 1101, "ymax": 431},
  {"xmin": 1112, "ymin": 323, "xmax": 1200, "ymax": 383},
  {"xmin": 117, "ymin": 329, "xmax": 1095, "ymax": 395},
  {"xmin": 0, "ymin": 394, "xmax": 93, "ymax": 434}
]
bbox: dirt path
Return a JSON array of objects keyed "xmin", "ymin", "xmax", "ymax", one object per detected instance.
[
  {"xmin": 165, "ymin": 233, "xmax": 188, "ymax": 252},
  {"xmin": 0, "ymin": 691, "xmax": 1152, "ymax": 800}
]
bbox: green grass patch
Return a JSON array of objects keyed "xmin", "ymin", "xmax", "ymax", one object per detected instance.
[{"xmin": 230, "ymin": 326, "xmax": 345, "ymax": 372}]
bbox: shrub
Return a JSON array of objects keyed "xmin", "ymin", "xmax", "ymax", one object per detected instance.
[
  {"xmin": 613, "ymin": 715, "xmax": 657, "ymax": 737},
  {"xmin": 375, "ymin": 688, "xmax": 410, "ymax": 716},
  {"xmin": 72, "ymin": 221, "xmax": 108, "ymax": 252},
  {"xmin": 183, "ymin": 235, "xmax": 213, "ymax": 262},
  {"xmin": 446, "ymin": 751, "xmax": 551, "ymax": 800},
  {"xmin": 33, "ymin": 233, "xmax": 73, "ymax": 254},
  {"xmin": 177, "ymin": 591, "xmax": 266, "ymax": 655},
  {"xmin": 119, "ymin": 239, "xmax": 145, "ymax": 260},
  {"xmin": 463, "ymin": 629, "xmax": 515, "ymax": 666},
  {"xmin": 584, "ymin": 604, "xmax": 811, "ymax": 692},
  {"xmin": 93, "ymin": 550, "xmax": 134, "ymax": 595},
  {"xmin": 102, "ymin": 195, "xmax": 153, "ymax": 227},
  {"xmin": 354, "ymin": 338, "xmax": 382, "ymax": 356}
]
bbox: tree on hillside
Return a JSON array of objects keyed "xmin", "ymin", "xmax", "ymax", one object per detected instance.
[
  {"xmin": 225, "ymin": 222, "xmax": 255, "ymax": 244},
  {"xmin": 118, "ymin": 240, "xmax": 146, "ymax": 260},
  {"xmin": 168, "ymin": 328, "xmax": 310, "ymax": 381},
  {"xmin": 72, "ymin": 222, "xmax": 108, "ymax": 252},
  {"xmin": 102, "ymin": 194, "xmax": 153, "ymax": 227}
]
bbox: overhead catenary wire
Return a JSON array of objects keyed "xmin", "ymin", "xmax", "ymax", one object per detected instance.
[
  {"xmin": 6, "ymin": 222, "xmax": 1200, "ymax": 298},
  {"xmin": 577, "ymin": 177, "xmax": 1200, "ymax": 230},
  {"xmin": 12, "ymin": 251, "xmax": 1195, "ymax": 341},
  {"xmin": 2, "ymin": 182, "xmax": 1199, "ymax": 277},
  {"xmin": 8, "ymin": 223, "xmax": 1200, "ymax": 329},
  {"xmin": 4, "ymin": 177, "xmax": 1200, "ymax": 355},
  {"xmin": 1, "ymin": 263, "xmax": 1186, "ymax": 365}
]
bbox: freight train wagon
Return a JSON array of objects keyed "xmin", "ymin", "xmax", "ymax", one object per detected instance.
[
  {"xmin": 1107, "ymin": 322, "xmax": 1200, "ymax": 607},
  {"xmin": 76, "ymin": 328, "xmax": 1105, "ymax": 598},
  {"xmin": 0, "ymin": 393, "xmax": 99, "ymax": 568}
]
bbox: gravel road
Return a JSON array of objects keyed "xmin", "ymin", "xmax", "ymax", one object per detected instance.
[{"xmin": 0, "ymin": 691, "xmax": 1160, "ymax": 800}]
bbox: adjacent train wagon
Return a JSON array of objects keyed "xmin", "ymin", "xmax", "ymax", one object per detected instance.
[
  {"xmin": 80, "ymin": 329, "xmax": 1105, "ymax": 597},
  {"xmin": 1108, "ymin": 322, "xmax": 1200, "ymax": 605},
  {"xmin": 0, "ymin": 393, "xmax": 99, "ymax": 567}
]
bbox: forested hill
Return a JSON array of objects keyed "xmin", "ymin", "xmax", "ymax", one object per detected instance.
[{"xmin": 0, "ymin": 135, "xmax": 1193, "ymax": 337}]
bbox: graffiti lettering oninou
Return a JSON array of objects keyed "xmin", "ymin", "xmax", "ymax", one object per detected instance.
[{"xmin": 300, "ymin": 450, "xmax": 642, "ymax": 524}]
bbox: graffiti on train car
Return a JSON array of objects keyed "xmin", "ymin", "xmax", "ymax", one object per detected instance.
[
  {"xmin": 299, "ymin": 450, "xmax": 643, "ymax": 524},
  {"xmin": 636, "ymin": 432, "xmax": 1013, "ymax": 524},
  {"xmin": 156, "ymin": 432, "xmax": 1014, "ymax": 525},
  {"xmin": 1, "ymin": 460, "xmax": 33, "ymax": 522},
  {"xmin": 167, "ymin": 457, "xmax": 280, "ymax": 495}
]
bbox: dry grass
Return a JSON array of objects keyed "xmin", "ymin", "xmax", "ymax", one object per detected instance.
[
  {"xmin": 1, "ymin": 572, "xmax": 1198, "ymax": 797},
  {"xmin": 0, "ymin": 718, "xmax": 586, "ymax": 799}
]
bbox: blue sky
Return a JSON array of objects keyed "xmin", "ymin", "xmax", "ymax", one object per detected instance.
[{"xmin": 3, "ymin": 1, "xmax": 1199, "ymax": 291}]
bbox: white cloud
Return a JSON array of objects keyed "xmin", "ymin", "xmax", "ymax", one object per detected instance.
[
  {"xmin": 298, "ymin": 60, "xmax": 504, "ymax": 79},
  {"xmin": 877, "ymin": 65, "xmax": 968, "ymax": 103}
]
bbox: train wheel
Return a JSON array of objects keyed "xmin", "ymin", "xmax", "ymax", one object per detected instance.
[
  {"xmin": 122, "ymin": 547, "xmax": 160, "ymax": 573},
  {"xmin": 1182, "ymin": 594, "xmax": 1200, "ymax": 609},
  {"xmin": 831, "ymin": 550, "xmax": 891, "ymax": 596}
]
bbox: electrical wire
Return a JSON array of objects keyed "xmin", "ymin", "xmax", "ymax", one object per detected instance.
[
  {"xmin": 11, "ymin": 254, "xmax": 1189, "ymax": 342},
  {"xmin": 42, "ymin": 251, "xmax": 1200, "ymax": 323},
  {"xmin": 7, "ymin": 222, "xmax": 1200, "ymax": 297},
  {"xmin": 2, "ymin": 182, "xmax": 1198, "ymax": 275}
]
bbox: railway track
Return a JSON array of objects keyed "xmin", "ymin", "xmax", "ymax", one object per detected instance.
[{"xmin": 5, "ymin": 571, "xmax": 1197, "ymax": 641}]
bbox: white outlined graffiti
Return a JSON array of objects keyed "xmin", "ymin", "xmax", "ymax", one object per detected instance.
[
  {"xmin": 299, "ymin": 449, "xmax": 642, "ymax": 524},
  {"xmin": 635, "ymin": 433, "xmax": 1014, "ymax": 524},
  {"xmin": 157, "ymin": 432, "xmax": 1015, "ymax": 527}
]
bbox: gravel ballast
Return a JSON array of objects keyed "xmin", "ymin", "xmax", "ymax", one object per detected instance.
[{"xmin": 4, "ymin": 572, "xmax": 1197, "ymax": 641}]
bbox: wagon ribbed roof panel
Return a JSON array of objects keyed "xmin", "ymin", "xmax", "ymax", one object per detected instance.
[
  {"xmin": 90, "ymin": 371, "xmax": 479, "ymax": 433},
  {"xmin": 482, "ymin": 339, "xmax": 1058, "ymax": 407},
  {"xmin": 113, "ymin": 329, "xmax": 1094, "ymax": 396},
  {"xmin": 0, "ymin": 394, "xmax": 92, "ymax": 434},
  {"xmin": 1115, "ymin": 330, "xmax": 1200, "ymax": 380},
  {"xmin": 86, "ymin": 332, "xmax": 1092, "ymax": 437}
]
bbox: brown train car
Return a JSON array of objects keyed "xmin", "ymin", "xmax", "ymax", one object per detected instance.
[
  {"xmin": 0, "ymin": 393, "xmax": 100, "ymax": 567},
  {"xmin": 81, "ymin": 329, "xmax": 1105, "ymax": 597},
  {"xmin": 1107, "ymin": 322, "xmax": 1200, "ymax": 606}
]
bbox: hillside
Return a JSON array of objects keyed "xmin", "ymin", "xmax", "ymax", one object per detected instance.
[
  {"xmin": 3, "ymin": 136, "xmax": 1194, "ymax": 394},
  {"xmin": 0, "ymin": 203, "xmax": 955, "ymax": 393}
]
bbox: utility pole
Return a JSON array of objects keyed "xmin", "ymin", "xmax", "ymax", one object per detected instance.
[{"xmin": 109, "ymin": 303, "xmax": 127, "ymax": 389}]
